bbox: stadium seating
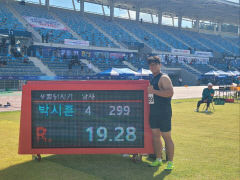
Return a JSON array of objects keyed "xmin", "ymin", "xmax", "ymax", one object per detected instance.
[
  {"xmin": 189, "ymin": 64, "xmax": 214, "ymax": 74},
  {"xmin": 11, "ymin": 2, "xmax": 75, "ymax": 44},
  {"xmin": 213, "ymin": 64, "xmax": 229, "ymax": 71},
  {"xmin": 185, "ymin": 31, "xmax": 228, "ymax": 55},
  {"xmin": 51, "ymin": 8, "xmax": 118, "ymax": 48},
  {"xmin": 0, "ymin": 1, "xmax": 239, "ymax": 80},
  {"xmin": 40, "ymin": 57, "xmax": 95, "ymax": 76},
  {"xmin": 0, "ymin": 3, "xmax": 25, "ymax": 31},
  {"xmin": 230, "ymin": 58, "xmax": 240, "ymax": 69},
  {"xmin": 89, "ymin": 56, "xmax": 129, "ymax": 71},
  {"xmin": 161, "ymin": 26, "xmax": 209, "ymax": 52},
  {"xmin": 226, "ymin": 37, "xmax": 240, "ymax": 49},
  {"xmin": 117, "ymin": 19, "xmax": 171, "ymax": 52},
  {"xmin": 210, "ymin": 60, "xmax": 237, "ymax": 71},
  {"xmin": 3, "ymin": 1, "xmax": 238, "ymax": 56},
  {"xmin": 0, "ymin": 55, "xmax": 44, "ymax": 76},
  {"xmin": 127, "ymin": 58, "xmax": 148, "ymax": 69},
  {"xmin": 0, "ymin": 45, "xmax": 8, "ymax": 56},
  {"xmin": 163, "ymin": 62, "xmax": 200, "ymax": 76},
  {"xmin": 143, "ymin": 23, "xmax": 189, "ymax": 50},
  {"xmin": 86, "ymin": 14, "xmax": 138, "ymax": 48},
  {"xmin": 202, "ymin": 34, "xmax": 240, "ymax": 56}
]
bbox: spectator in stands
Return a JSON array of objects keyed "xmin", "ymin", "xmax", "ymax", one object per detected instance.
[
  {"xmin": 63, "ymin": 52, "xmax": 67, "ymax": 59},
  {"xmin": 183, "ymin": 58, "xmax": 187, "ymax": 64},
  {"xmin": 23, "ymin": 55, "xmax": 29, "ymax": 63},
  {"xmin": 8, "ymin": 28, "xmax": 13, "ymax": 36},
  {"xmin": 13, "ymin": 24, "xmax": 17, "ymax": 29},
  {"xmin": 87, "ymin": 62, "xmax": 93, "ymax": 73},
  {"xmin": 0, "ymin": 59, "xmax": 3, "ymax": 67},
  {"xmin": 175, "ymin": 56, "xmax": 179, "ymax": 64},
  {"xmin": 74, "ymin": 53, "xmax": 78, "ymax": 63},
  {"xmin": 227, "ymin": 64, "xmax": 231, "ymax": 70},
  {"xmin": 41, "ymin": 34, "xmax": 45, "ymax": 43},
  {"xmin": 56, "ymin": 48, "xmax": 61, "ymax": 59},
  {"xmin": 120, "ymin": 56, "xmax": 126, "ymax": 63},
  {"xmin": 165, "ymin": 54, "xmax": 169, "ymax": 64},
  {"xmin": 46, "ymin": 33, "xmax": 49, "ymax": 43},
  {"xmin": 0, "ymin": 40, "xmax": 4, "ymax": 55},
  {"xmin": 189, "ymin": 59, "xmax": 192, "ymax": 65},
  {"xmin": 10, "ymin": 36, "xmax": 15, "ymax": 47},
  {"xmin": 0, "ymin": 57, "xmax": 7, "ymax": 67},
  {"xmin": 49, "ymin": 30, "xmax": 53, "ymax": 37},
  {"xmin": 10, "ymin": 46, "xmax": 22, "ymax": 58},
  {"xmin": 71, "ymin": 51, "xmax": 75, "ymax": 60},
  {"xmin": 178, "ymin": 77, "xmax": 183, "ymax": 86},
  {"xmin": 169, "ymin": 56, "xmax": 174, "ymax": 64},
  {"xmin": 1, "ymin": 17, "xmax": 7, "ymax": 25},
  {"xmin": 2, "ymin": 38, "xmax": 6, "ymax": 46},
  {"xmin": 39, "ymin": 47, "xmax": 43, "ymax": 57},
  {"xmin": 195, "ymin": 83, "xmax": 214, "ymax": 112},
  {"xmin": 144, "ymin": 36, "xmax": 149, "ymax": 41},
  {"xmin": 188, "ymin": 47, "xmax": 192, "ymax": 53},
  {"xmin": 68, "ymin": 62, "xmax": 72, "ymax": 70},
  {"xmin": 22, "ymin": 45, "xmax": 27, "ymax": 56},
  {"xmin": 20, "ymin": 0, "xmax": 25, "ymax": 5}
]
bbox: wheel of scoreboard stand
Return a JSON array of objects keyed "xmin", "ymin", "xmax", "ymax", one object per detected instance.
[{"xmin": 131, "ymin": 154, "xmax": 142, "ymax": 163}]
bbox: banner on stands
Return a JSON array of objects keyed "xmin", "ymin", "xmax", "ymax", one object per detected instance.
[
  {"xmin": 24, "ymin": 16, "xmax": 67, "ymax": 30},
  {"xmin": 194, "ymin": 51, "xmax": 213, "ymax": 57},
  {"xmin": 64, "ymin": 39, "xmax": 89, "ymax": 47},
  {"xmin": 178, "ymin": 56, "xmax": 209, "ymax": 64},
  {"xmin": 171, "ymin": 48, "xmax": 190, "ymax": 55},
  {"xmin": 110, "ymin": 53, "xmax": 125, "ymax": 59}
]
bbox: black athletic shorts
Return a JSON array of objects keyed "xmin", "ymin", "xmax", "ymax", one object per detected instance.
[{"xmin": 149, "ymin": 105, "xmax": 172, "ymax": 132}]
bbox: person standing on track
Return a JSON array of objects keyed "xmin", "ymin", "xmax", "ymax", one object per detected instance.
[{"xmin": 147, "ymin": 56, "xmax": 174, "ymax": 170}]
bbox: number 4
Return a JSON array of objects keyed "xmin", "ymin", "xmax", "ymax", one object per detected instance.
[{"xmin": 85, "ymin": 106, "xmax": 91, "ymax": 115}]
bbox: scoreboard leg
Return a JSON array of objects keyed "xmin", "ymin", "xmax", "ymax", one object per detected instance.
[
  {"xmin": 130, "ymin": 154, "xmax": 142, "ymax": 163},
  {"xmin": 32, "ymin": 154, "xmax": 42, "ymax": 162},
  {"xmin": 37, "ymin": 154, "xmax": 42, "ymax": 162}
]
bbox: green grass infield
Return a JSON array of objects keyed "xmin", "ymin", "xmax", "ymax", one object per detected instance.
[{"xmin": 0, "ymin": 99, "xmax": 239, "ymax": 180}]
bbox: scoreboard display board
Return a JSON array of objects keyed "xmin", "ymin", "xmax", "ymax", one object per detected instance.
[{"xmin": 19, "ymin": 80, "xmax": 153, "ymax": 154}]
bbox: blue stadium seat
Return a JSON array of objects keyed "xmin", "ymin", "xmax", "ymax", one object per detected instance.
[
  {"xmin": 51, "ymin": 8, "xmax": 118, "ymax": 48},
  {"xmin": 117, "ymin": 19, "xmax": 171, "ymax": 52},
  {"xmin": 0, "ymin": 55, "xmax": 44, "ymax": 76},
  {"xmin": 0, "ymin": 4, "xmax": 25, "ymax": 31},
  {"xmin": 143, "ymin": 23, "xmax": 189, "ymax": 50}
]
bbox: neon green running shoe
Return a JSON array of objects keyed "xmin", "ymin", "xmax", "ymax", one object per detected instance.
[
  {"xmin": 165, "ymin": 161, "xmax": 174, "ymax": 170},
  {"xmin": 149, "ymin": 160, "xmax": 163, "ymax": 167}
]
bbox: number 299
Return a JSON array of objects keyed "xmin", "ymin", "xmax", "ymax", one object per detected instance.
[{"xmin": 109, "ymin": 106, "xmax": 130, "ymax": 116}]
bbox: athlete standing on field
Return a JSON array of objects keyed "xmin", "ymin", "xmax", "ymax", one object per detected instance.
[{"xmin": 147, "ymin": 56, "xmax": 174, "ymax": 170}]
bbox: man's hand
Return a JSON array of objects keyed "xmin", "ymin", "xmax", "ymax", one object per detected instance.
[{"xmin": 148, "ymin": 85, "xmax": 154, "ymax": 94}]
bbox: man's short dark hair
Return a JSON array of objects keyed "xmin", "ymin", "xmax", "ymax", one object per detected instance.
[{"xmin": 147, "ymin": 56, "xmax": 161, "ymax": 65}]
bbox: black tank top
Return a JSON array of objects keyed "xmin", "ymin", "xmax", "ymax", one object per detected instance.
[{"xmin": 150, "ymin": 73, "xmax": 171, "ymax": 113}]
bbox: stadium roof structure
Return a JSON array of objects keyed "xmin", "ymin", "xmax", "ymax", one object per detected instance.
[{"xmin": 85, "ymin": 0, "xmax": 240, "ymax": 25}]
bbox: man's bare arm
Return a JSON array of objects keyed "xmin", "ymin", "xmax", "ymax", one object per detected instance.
[{"xmin": 153, "ymin": 75, "xmax": 174, "ymax": 98}]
